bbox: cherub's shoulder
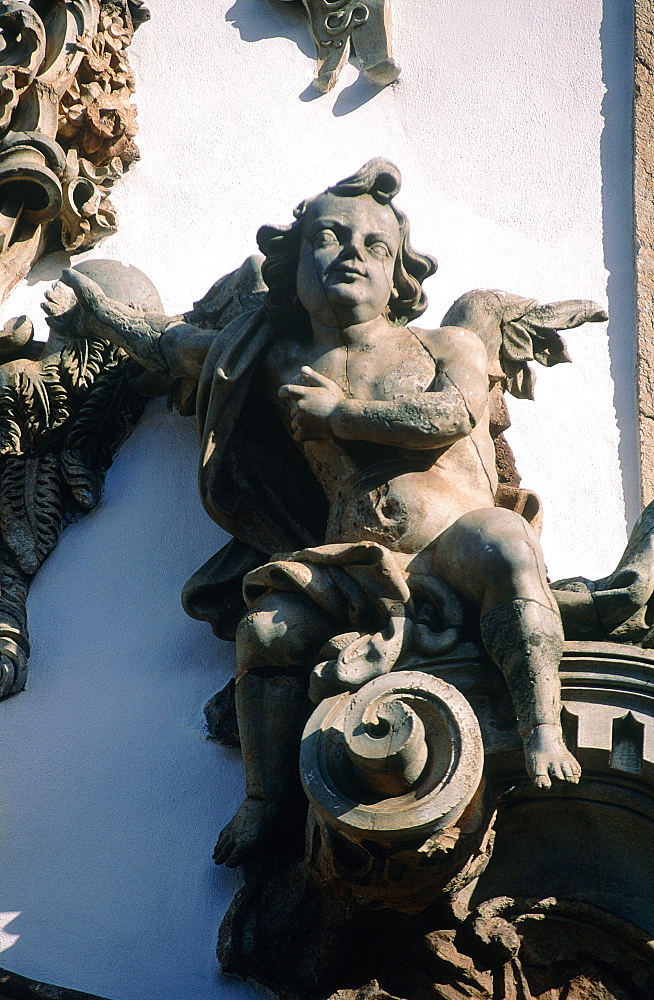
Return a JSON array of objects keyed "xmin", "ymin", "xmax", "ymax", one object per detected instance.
[{"xmin": 409, "ymin": 324, "xmax": 488, "ymax": 367}]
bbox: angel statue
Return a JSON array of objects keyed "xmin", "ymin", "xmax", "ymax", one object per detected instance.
[{"xmin": 57, "ymin": 159, "xmax": 654, "ymax": 871}]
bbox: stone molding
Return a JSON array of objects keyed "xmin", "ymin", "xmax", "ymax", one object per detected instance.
[{"xmin": 635, "ymin": 0, "xmax": 654, "ymax": 503}]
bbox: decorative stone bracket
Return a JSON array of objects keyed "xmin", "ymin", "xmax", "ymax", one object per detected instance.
[
  {"xmin": 278, "ymin": 0, "xmax": 400, "ymax": 93},
  {"xmin": 0, "ymin": 0, "xmax": 148, "ymax": 309}
]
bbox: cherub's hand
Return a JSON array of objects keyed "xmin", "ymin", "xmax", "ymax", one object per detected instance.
[
  {"xmin": 279, "ymin": 367, "xmax": 345, "ymax": 441},
  {"xmin": 55, "ymin": 268, "xmax": 119, "ymax": 340},
  {"xmin": 43, "ymin": 270, "xmax": 115, "ymax": 339},
  {"xmin": 42, "ymin": 281, "xmax": 76, "ymax": 320}
]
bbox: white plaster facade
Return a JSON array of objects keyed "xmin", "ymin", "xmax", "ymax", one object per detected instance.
[{"xmin": 0, "ymin": 2, "xmax": 636, "ymax": 997}]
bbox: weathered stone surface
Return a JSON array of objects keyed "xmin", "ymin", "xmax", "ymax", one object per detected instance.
[
  {"xmin": 636, "ymin": 0, "xmax": 654, "ymax": 504},
  {"xmin": 278, "ymin": 0, "xmax": 400, "ymax": 92},
  {"xmin": 0, "ymin": 259, "xmax": 155, "ymax": 698},
  {"xmin": 0, "ymin": 0, "xmax": 148, "ymax": 307}
]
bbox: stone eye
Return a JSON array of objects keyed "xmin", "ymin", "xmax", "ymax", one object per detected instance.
[
  {"xmin": 369, "ymin": 241, "xmax": 390, "ymax": 257},
  {"xmin": 313, "ymin": 229, "xmax": 338, "ymax": 247}
]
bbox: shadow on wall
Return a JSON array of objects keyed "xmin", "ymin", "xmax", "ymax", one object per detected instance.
[
  {"xmin": 601, "ymin": 0, "xmax": 638, "ymax": 527},
  {"xmin": 225, "ymin": 0, "xmax": 315, "ymax": 59},
  {"xmin": 225, "ymin": 0, "xmax": 389, "ymax": 114}
]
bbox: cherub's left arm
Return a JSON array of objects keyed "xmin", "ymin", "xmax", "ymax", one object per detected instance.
[{"xmin": 280, "ymin": 327, "xmax": 489, "ymax": 449}]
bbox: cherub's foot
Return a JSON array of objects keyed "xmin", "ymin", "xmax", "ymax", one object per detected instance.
[
  {"xmin": 523, "ymin": 724, "xmax": 581, "ymax": 789},
  {"xmin": 213, "ymin": 796, "xmax": 280, "ymax": 868}
]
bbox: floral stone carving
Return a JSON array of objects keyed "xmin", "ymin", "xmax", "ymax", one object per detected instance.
[
  {"xmin": 0, "ymin": 258, "xmax": 157, "ymax": 698},
  {"xmin": 278, "ymin": 0, "xmax": 400, "ymax": 92},
  {"xmin": 0, "ymin": 0, "xmax": 148, "ymax": 307},
  {"xmin": 58, "ymin": 160, "xmax": 654, "ymax": 999}
]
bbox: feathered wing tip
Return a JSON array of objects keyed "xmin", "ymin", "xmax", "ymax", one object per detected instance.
[{"xmin": 443, "ymin": 289, "xmax": 608, "ymax": 400}]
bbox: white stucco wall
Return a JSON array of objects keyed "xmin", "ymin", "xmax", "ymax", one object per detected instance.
[{"xmin": 0, "ymin": 1, "xmax": 636, "ymax": 998}]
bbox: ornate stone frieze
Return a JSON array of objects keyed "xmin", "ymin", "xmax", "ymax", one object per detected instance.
[{"xmin": 0, "ymin": 0, "xmax": 148, "ymax": 308}]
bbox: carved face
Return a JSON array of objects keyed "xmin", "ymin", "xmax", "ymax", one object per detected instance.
[{"xmin": 296, "ymin": 192, "xmax": 401, "ymax": 327}]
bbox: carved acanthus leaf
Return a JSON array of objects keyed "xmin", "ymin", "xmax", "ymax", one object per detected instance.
[
  {"xmin": 0, "ymin": 453, "xmax": 62, "ymax": 575},
  {"xmin": 0, "ymin": 297, "xmax": 147, "ymax": 698}
]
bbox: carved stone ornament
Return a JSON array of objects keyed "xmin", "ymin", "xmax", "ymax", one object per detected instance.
[
  {"xmin": 54, "ymin": 160, "xmax": 654, "ymax": 999},
  {"xmin": 0, "ymin": 0, "xmax": 148, "ymax": 308},
  {"xmin": 0, "ymin": 259, "xmax": 158, "ymax": 699},
  {"xmin": 278, "ymin": 0, "xmax": 400, "ymax": 93}
]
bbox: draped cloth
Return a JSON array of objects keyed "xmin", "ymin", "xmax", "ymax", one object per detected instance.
[
  {"xmin": 241, "ymin": 540, "xmax": 466, "ymax": 698},
  {"xmin": 182, "ymin": 303, "xmax": 330, "ymax": 638}
]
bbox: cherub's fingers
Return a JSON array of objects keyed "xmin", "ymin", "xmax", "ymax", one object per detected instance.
[
  {"xmin": 279, "ymin": 384, "xmax": 306, "ymax": 399},
  {"xmin": 43, "ymin": 313, "xmax": 69, "ymax": 333},
  {"xmin": 301, "ymin": 366, "xmax": 339, "ymax": 389},
  {"xmin": 212, "ymin": 833, "xmax": 233, "ymax": 866},
  {"xmin": 42, "ymin": 284, "xmax": 76, "ymax": 317},
  {"xmin": 60, "ymin": 268, "xmax": 106, "ymax": 310}
]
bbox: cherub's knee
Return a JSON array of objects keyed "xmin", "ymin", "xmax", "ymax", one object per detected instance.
[
  {"xmin": 236, "ymin": 608, "xmax": 291, "ymax": 673},
  {"xmin": 484, "ymin": 533, "xmax": 540, "ymax": 585},
  {"xmin": 440, "ymin": 508, "xmax": 550, "ymax": 608}
]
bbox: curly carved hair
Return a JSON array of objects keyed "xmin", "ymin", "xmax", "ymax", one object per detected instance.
[{"xmin": 256, "ymin": 158, "xmax": 437, "ymax": 333}]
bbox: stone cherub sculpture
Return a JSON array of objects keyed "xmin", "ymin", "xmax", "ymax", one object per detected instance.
[{"xmin": 58, "ymin": 159, "xmax": 654, "ymax": 874}]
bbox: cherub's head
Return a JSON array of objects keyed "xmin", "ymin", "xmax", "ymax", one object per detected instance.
[{"xmin": 257, "ymin": 159, "xmax": 436, "ymax": 333}]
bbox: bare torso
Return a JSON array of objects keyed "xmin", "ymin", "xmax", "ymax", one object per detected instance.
[{"xmin": 265, "ymin": 324, "xmax": 497, "ymax": 570}]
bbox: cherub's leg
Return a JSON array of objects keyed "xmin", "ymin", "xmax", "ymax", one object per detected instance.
[
  {"xmin": 553, "ymin": 498, "xmax": 654, "ymax": 637},
  {"xmin": 433, "ymin": 508, "xmax": 581, "ymax": 789},
  {"xmin": 213, "ymin": 592, "xmax": 336, "ymax": 867},
  {"xmin": 350, "ymin": 0, "xmax": 400, "ymax": 86}
]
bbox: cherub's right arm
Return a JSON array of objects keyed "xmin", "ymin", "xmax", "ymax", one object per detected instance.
[{"xmin": 57, "ymin": 269, "xmax": 215, "ymax": 380}]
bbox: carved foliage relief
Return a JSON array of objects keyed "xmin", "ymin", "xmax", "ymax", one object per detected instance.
[{"xmin": 0, "ymin": 0, "xmax": 148, "ymax": 306}]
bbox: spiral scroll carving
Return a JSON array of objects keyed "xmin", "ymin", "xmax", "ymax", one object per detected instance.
[{"xmin": 300, "ymin": 670, "xmax": 484, "ymax": 844}]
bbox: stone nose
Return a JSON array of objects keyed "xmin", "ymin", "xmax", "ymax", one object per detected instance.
[{"xmin": 341, "ymin": 237, "xmax": 366, "ymax": 262}]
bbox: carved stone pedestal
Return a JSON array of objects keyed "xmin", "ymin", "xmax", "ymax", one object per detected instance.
[{"xmin": 217, "ymin": 642, "xmax": 654, "ymax": 1000}]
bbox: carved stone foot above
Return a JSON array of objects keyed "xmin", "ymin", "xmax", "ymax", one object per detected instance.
[{"xmin": 277, "ymin": 1, "xmax": 401, "ymax": 94}]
